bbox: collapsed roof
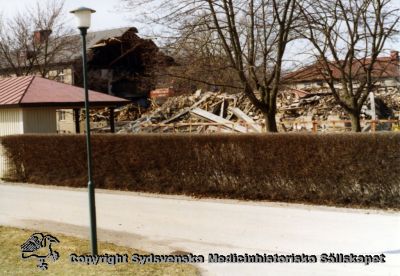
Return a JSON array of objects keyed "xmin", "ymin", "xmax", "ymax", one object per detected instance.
[
  {"xmin": 0, "ymin": 27, "xmax": 174, "ymax": 73},
  {"xmin": 71, "ymin": 27, "xmax": 175, "ymax": 100},
  {"xmin": 87, "ymin": 27, "xmax": 174, "ymax": 71}
]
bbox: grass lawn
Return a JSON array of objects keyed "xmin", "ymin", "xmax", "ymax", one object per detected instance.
[{"xmin": 0, "ymin": 226, "xmax": 199, "ymax": 275}]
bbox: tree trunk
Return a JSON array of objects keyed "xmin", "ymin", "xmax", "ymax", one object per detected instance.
[
  {"xmin": 349, "ymin": 111, "xmax": 361, "ymax": 132},
  {"xmin": 264, "ymin": 110, "xmax": 278, "ymax": 132}
]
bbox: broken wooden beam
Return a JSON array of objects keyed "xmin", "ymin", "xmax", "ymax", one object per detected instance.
[
  {"xmin": 190, "ymin": 108, "xmax": 248, "ymax": 133},
  {"xmin": 161, "ymin": 94, "xmax": 212, "ymax": 124},
  {"xmin": 229, "ymin": 107, "xmax": 262, "ymax": 133}
]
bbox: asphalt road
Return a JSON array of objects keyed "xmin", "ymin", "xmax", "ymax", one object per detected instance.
[{"xmin": 0, "ymin": 182, "xmax": 399, "ymax": 276}]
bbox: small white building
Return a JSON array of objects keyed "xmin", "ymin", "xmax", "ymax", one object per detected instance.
[
  {"xmin": 0, "ymin": 75, "xmax": 128, "ymax": 135},
  {"xmin": 0, "ymin": 75, "xmax": 129, "ymax": 177}
]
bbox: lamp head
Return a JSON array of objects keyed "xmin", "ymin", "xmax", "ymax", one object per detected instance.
[{"xmin": 70, "ymin": 7, "xmax": 96, "ymax": 29}]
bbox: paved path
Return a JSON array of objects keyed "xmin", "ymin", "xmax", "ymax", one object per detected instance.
[{"xmin": 0, "ymin": 182, "xmax": 399, "ymax": 276}]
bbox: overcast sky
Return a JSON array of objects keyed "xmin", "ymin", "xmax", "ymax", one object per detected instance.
[
  {"xmin": 0, "ymin": 0, "xmax": 398, "ymax": 70},
  {"xmin": 0, "ymin": 0, "xmax": 132, "ymax": 31}
]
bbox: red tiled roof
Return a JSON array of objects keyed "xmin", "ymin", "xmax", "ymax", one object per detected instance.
[
  {"xmin": 284, "ymin": 54, "xmax": 400, "ymax": 83},
  {"xmin": 0, "ymin": 76, "xmax": 129, "ymax": 108}
]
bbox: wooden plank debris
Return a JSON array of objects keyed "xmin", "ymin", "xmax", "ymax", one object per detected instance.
[
  {"xmin": 161, "ymin": 94, "xmax": 211, "ymax": 124},
  {"xmin": 229, "ymin": 107, "xmax": 262, "ymax": 133},
  {"xmin": 109, "ymin": 85, "xmax": 400, "ymax": 134},
  {"xmin": 190, "ymin": 108, "xmax": 249, "ymax": 133}
]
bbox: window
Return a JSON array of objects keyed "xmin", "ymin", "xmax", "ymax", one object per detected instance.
[
  {"xmin": 55, "ymin": 69, "xmax": 65, "ymax": 83},
  {"xmin": 58, "ymin": 110, "xmax": 66, "ymax": 121}
]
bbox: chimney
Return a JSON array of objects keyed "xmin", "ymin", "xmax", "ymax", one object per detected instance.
[
  {"xmin": 33, "ymin": 29, "xmax": 52, "ymax": 44},
  {"xmin": 390, "ymin": 50, "xmax": 399, "ymax": 61}
]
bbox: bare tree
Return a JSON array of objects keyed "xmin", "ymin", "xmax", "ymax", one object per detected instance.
[
  {"xmin": 0, "ymin": 0, "xmax": 77, "ymax": 78},
  {"xmin": 121, "ymin": 0, "xmax": 298, "ymax": 132},
  {"xmin": 299, "ymin": 0, "xmax": 399, "ymax": 132},
  {"xmin": 160, "ymin": 16, "xmax": 243, "ymax": 93}
]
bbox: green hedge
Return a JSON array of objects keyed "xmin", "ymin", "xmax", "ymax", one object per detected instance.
[{"xmin": 1, "ymin": 133, "xmax": 400, "ymax": 209}]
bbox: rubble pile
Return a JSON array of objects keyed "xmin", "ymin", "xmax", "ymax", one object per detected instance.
[
  {"xmin": 118, "ymin": 91, "xmax": 253, "ymax": 133},
  {"xmin": 89, "ymin": 86, "xmax": 399, "ymax": 133},
  {"xmin": 375, "ymin": 87, "xmax": 400, "ymax": 111},
  {"xmin": 88, "ymin": 104, "xmax": 146, "ymax": 122},
  {"xmin": 114, "ymin": 104, "xmax": 146, "ymax": 121},
  {"xmin": 279, "ymin": 93, "xmax": 345, "ymax": 121},
  {"xmin": 117, "ymin": 90, "xmax": 351, "ymax": 133}
]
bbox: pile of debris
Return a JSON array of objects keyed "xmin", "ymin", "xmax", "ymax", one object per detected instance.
[
  {"xmin": 375, "ymin": 87, "xmax": 400, "ymax": 111},
  {"xmin": 88, "ymin": 104, "xmax": 146, "ymax": 122},
  {"xmin": 279, "ymin": 92, "xmax": 345, "ymax": 121},
  {"xmin": 88, "ymin": 86, "xmax": 399, "ymax": 133},
  {"xmin": 116, "ymin": 89, "xmax": 351, "ymax": 133},
  {"xmin": 118, "ymin": 90, "xmax": 260, "ymax": 133}
]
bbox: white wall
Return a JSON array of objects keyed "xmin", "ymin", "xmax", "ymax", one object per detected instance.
[
  {"xmin": 56, "ymin": 109, "xmax": 77, "ymax": 134},
  {"xmin": 0, "ymin": 108, "xmax": 23, "ymax": 178},
  {"xmin": 22, "ymin": 108, "xmax": 57, "ymax": 133},
  {"xmin": 0, "ymin": 108, "xmax": 23, "ymax": 136}
]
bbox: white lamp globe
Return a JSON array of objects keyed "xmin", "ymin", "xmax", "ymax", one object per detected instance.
[{"xmin": 70, "ymin": 7, "xmax": 96, "ymax": 29}]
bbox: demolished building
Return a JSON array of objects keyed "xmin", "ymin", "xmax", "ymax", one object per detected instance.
[
  {"xmin": 0, "ymin": 27, "xmax": 175, "ymax": 133},
  {"xmin": 73, "ymin": 27, "xmax": 175, "ymax": 103},
  {"xmin": 99, "ymin": 86, "xmax": 399, "ymax": 134},
  {"xmin": 87, "ymin": 48, "xmax": 400, "ymax": 134}
]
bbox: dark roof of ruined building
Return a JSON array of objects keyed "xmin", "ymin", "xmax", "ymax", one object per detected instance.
[
  {"xmin": 87, "ymin": 28, "xmax": 175, "ymax": 70},
  {"xmin": 86, "ymin": 27, "xmax": 136, "ymax": 49},
  {"xmin": 0, "ymin": 27, "xmax": 138, "ymax": 71},
  {"xmin": 57, "ymin": 27, "xmax": 138, "ymax": 64}
]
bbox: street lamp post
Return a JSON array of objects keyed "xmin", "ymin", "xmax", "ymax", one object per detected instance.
[{"xmin": 70, "ymin": 7, "xmax": 97, "ymax": 255}]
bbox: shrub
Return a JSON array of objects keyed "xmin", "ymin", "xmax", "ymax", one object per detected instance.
[{"xmin": 1, "ymin": 133, "xmax": 399, "ymax": 209}]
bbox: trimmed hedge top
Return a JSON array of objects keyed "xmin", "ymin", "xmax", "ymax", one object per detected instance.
[{"xmin": 1, "ymin": 133, "xmax": 400, "ymax": 209}]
